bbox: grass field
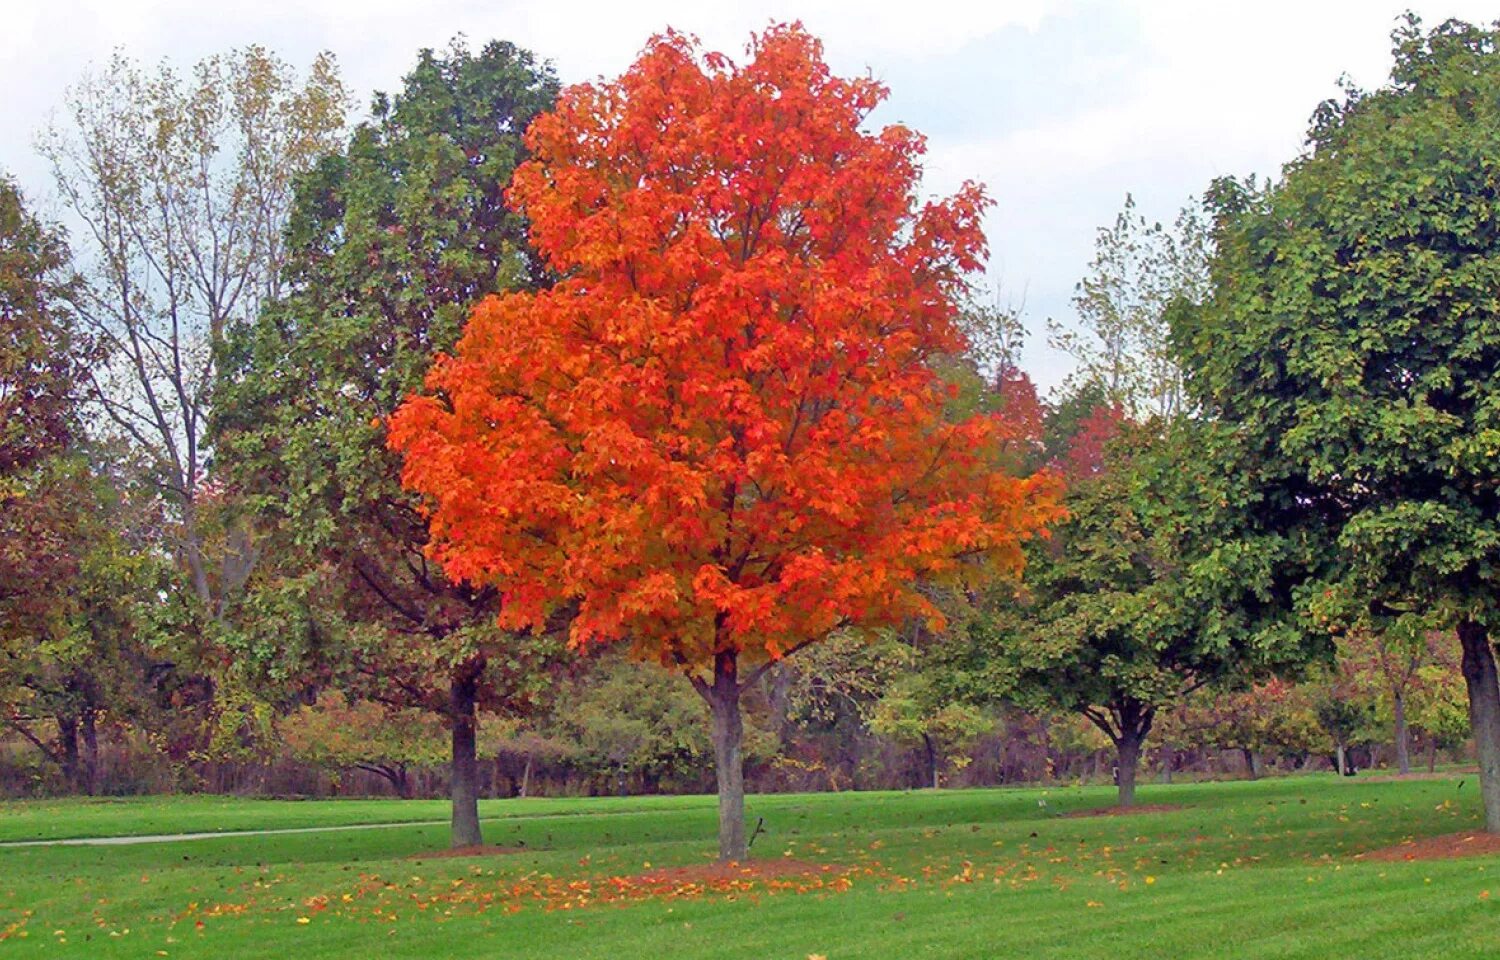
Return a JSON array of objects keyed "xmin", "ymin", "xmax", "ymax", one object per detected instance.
[{"xmin": 1, "ymin": 775, "xmax": 1497, "ymax": 958}]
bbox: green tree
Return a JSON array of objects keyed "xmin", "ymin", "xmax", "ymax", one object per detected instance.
[
  {"xmin": 870, "ymin": 676, "xmax": 991, "ymax": 790},
  {"xmin": 280, "ymin": 692, "xmax": 448, "ymax": 797},
  {"xmin": 987, "ymin": 420, "xmax": 1310, "ymax": 805},
  {"xmin": 214, "ymin": 38, "xmax": 559, "ymax": 847},
  {"xmin": 0, "ymin": 176, "xmax": 88, "ymax": 479},
  {"xmin": 553, "ymin": 655, "xmax": 717, "ymax": 795},
  {"xmin": 1175, "ymin": 16, "xmax": 1500, "ymax": 829},
  {"xmin": 1, "ymin": 444, "xmax": 173, "ymax": 794}
]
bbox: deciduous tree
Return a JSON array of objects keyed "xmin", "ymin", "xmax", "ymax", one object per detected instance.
[
  {"xmin": 390, "ymin": 25, "xmax": 1059, "ymax": 860},
  {"xmin": 39, "ymin": 47, "xmax": 348, "ymax": 624},
  {"xmin": 984, "ymin": 420, "xmax": 1312, "ymax": 805},
  {"xmin": 214, "ymin": 39, "xmax": 560, "ymax": 846},
  {"xmin": 1176, "ymin": 15, "xmax": 1500, "ymax": 829}
]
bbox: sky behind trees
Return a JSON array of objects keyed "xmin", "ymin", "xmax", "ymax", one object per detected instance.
[{"xmin": 2, "ymin": 0, "xmax": 1494, "ymax": 389}]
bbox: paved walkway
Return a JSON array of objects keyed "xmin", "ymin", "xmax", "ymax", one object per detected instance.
[
  {"xmin": 0, "ymin": 818, "xmax": 462, "ymax": 848},
  {"xmin": 0, "ymin": 803, "xmax": 661, "ymax": 848}
]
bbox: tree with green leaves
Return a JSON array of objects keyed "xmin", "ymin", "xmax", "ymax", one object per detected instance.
[
  {"xmin": 0, "ymin": 176, "xmax": 88, "ymax": 480},
  {"xmin": 1175, "ymin": 15, "xmax": 1500, "ymax": 830},
  {"xmin": 214, "ymin": 38, "xmax": 559, "ymax": 847},
  {"xmin": 280, "ymin": 692, "xmax": 449, "ymax": 797},
  {"xmin": 987, "ymin": 420, "xmax": 1312, "ymax": 805},
  {"xmin": 1, "ymin": 173, "xmax": 87, "ymax": 641},
  {"xmin": 870, "ymin": 675, "xmax": 991, "ymax": 790},
  {"xmin": 0, "ymin": 176, "xmax": 115, "ymax": 792}
]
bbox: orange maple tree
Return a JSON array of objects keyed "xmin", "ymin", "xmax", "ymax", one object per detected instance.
[{"xmin": 389, "ymin": 24, "xmax": 1061, "ymax": 860}]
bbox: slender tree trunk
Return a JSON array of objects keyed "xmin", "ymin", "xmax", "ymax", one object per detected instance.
[
  {"xmin": 1242, "ymin": 747, "xmax": 1261, "ymax": 781},
  {"xmin": 56, "ymin": 714, "xmax": 80, "ymax": 791},
  {"xmin": 449, "ymin": 670, "xmax": 483, "ymax": 848},
  {"xmin": 703, "ymin": 650, "xmax": 746, "ymax": 862},
  {"xmin": 1335, "ymin": 743, "xmax": 1347, "ymax": 776},
  {"xmin": 1116, "ymin": 732, "xmax": 1142, "ymax": 807},
  {"xmin": 922, "ymin": 733, "xmax": 939, "ymax": 789},
  {"xmin": 1427, "ymin": 737, "xmax": 1437, "ymax": 774},
  {"xmin": 519, "ymin": 753, "xmax": 533, "ymax": 799},
  {"xmin": 1159, "ymin": 746, "xmax": 1173, "ymax": 784},
  {"xmin": 80, "ymin": 708, "xmax": 98, "ymax": 796},
  {"xmin": 1393, "ymin": 691, "xmax": 1411, "ymax": 776},
  {"xmin": 1458, "ymin": 620, "xmax": 1500, "ymax": 833}
]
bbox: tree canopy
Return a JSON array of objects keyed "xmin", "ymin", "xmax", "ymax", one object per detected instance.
[
  {"xmin": 390, "ymin": 25, "xmax": 1060, "ymax": 859},
  {"xmin": 1176, "ymin": 15, "xmax": 1500, "ymax": 829}
]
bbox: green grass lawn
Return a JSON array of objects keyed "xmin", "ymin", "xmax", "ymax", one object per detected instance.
[{"xmin": 1, "ymin": 775, "xmax": 1497, "ymax": 958}]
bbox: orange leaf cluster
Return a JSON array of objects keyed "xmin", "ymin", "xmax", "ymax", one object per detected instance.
[{"xmin": 389, "ymin": 24, "xmax": 1060, "ymax": 668}]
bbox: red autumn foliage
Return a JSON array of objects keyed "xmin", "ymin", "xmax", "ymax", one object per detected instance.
[
  {"xmin": 1060, "ymin": 403, "xmax": 1125, "ymax": 480},
  {"xmin": 389, "ymin": 23, "xmax": 1061, "ymax": 857}
]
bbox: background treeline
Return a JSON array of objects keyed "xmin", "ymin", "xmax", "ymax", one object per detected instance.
[{"xmin": 0, "ymin": 17, "xmax": 1484, "ymax": 812}]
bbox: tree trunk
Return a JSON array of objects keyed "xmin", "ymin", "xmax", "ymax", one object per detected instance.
[
  {"xmin": 703, "ymin": 650, "xmax": 746, "ymax": 862},
  {"xmin": 922, "ymin": 733, "xmax": 939, "ymax": 790},
  {"xmin": 1116, "ymin": 732, "xmax": 1142, "ymax": 807},
  {"xmin": 80, "ymin": 708, "xmax": 98, "ymax": 796},
  {"xmin": 1242, "ymin": 747, "xmax": 1261, "ymax": 781},
  {"xmin": 57, "ymin": 714, "xmax": 80, "ymax": 791},
  {"xmin": 1335, "ymin": 742, "xmax": 1347, "ymax": 776},
  {"xmin": 1393, "ymin": 690, "xmax": 1411, "ymax": 776},
  {"xmin": 1159, "ymin": 746, "xmax": 1173, "ymax": 784},
  {"xmin": 449, "ymin": 670, "xmax": 483, "ymax": 848},
  {"xmin": 519, "ymin": 753, "xmax": 533, "ymax": 799},
  {"xmin": 1427, "ymin": 737, "xmax": 1437, "ymax": 774},
  {"xmin": 1458, "ymin": 620, "xmax": 1500, "ymax": 833}
]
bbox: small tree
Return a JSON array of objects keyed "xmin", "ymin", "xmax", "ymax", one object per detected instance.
[
  {"xmin": 1339, "ymin": 626, "xmax": 1444, "ymax": 775},
  {"xmin": 280, "ymin": 692, "xmax": 448, "ymax": 797},
  {"xmin": 988, "ymin": 420, "xmax": 1309, "ymax": 806},
  {"xmin": 390, "ymin": 25, "xmax": 1059, "ymax": 860},
  {"xmin": 870, "ymin": 679, "xmax": 991, "ymax": 789}
]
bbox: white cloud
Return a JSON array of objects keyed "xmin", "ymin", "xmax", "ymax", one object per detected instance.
[{"xmin": 4, "ymin": 0, "xmax": 1496, "ymax": 393}]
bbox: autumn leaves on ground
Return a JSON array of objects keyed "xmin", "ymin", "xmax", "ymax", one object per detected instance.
[{"xmin": 2, "ymin": 776, "xmax": 1497, "ymax": 959}]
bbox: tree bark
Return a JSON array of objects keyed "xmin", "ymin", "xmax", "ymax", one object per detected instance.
[
  {"xmin": 80, "ymin": 708, "xmax": 98, "ymax": 796},
  {"xmin": 1242, "ymin": 747, "xmax": 1261, "ymax": 781},
  {"xmin": 1116, "ymin": 731, "xmax": 1142, "ymax": 807},
  {"xmin": 449, "ymin": 669, "xmax": 483, "ymax": 848},
  {"xmin": 1427, "ymin": 737, "xmax": 1437, "ymax": 774},
  {"xmin": 57, "ymin": 714, "xmax": 80, "ymax": 791},
  {"xmin": 702, "ymin": 650, "xmax": 746, "ymax": 862},
  {"xmin": 1159, "ymin": 746, "xmax": 1173, "ymax": 784},
  {"xmin": 1458, "ymin": 620, "xmax": 1500, "ymax": 833},
  {"xmin": 519, "ymin": 753, "xmax": 533, "ymax": 799},
  {"xmin": 1335, "ymin": 742, "xmax": 1347, "ymax": 776},
  {"xmin": 1393, "ymin": 690, "xmax": 1411, "ymax": 776},
  {"xmin": 922, "ymin": 733, "xmax": 939, "ymax": 790}
]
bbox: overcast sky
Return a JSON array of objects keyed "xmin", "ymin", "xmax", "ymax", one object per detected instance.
[{"xmin": 3, "ymin": 0, "xmax": 1495, "ymax": 391}]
